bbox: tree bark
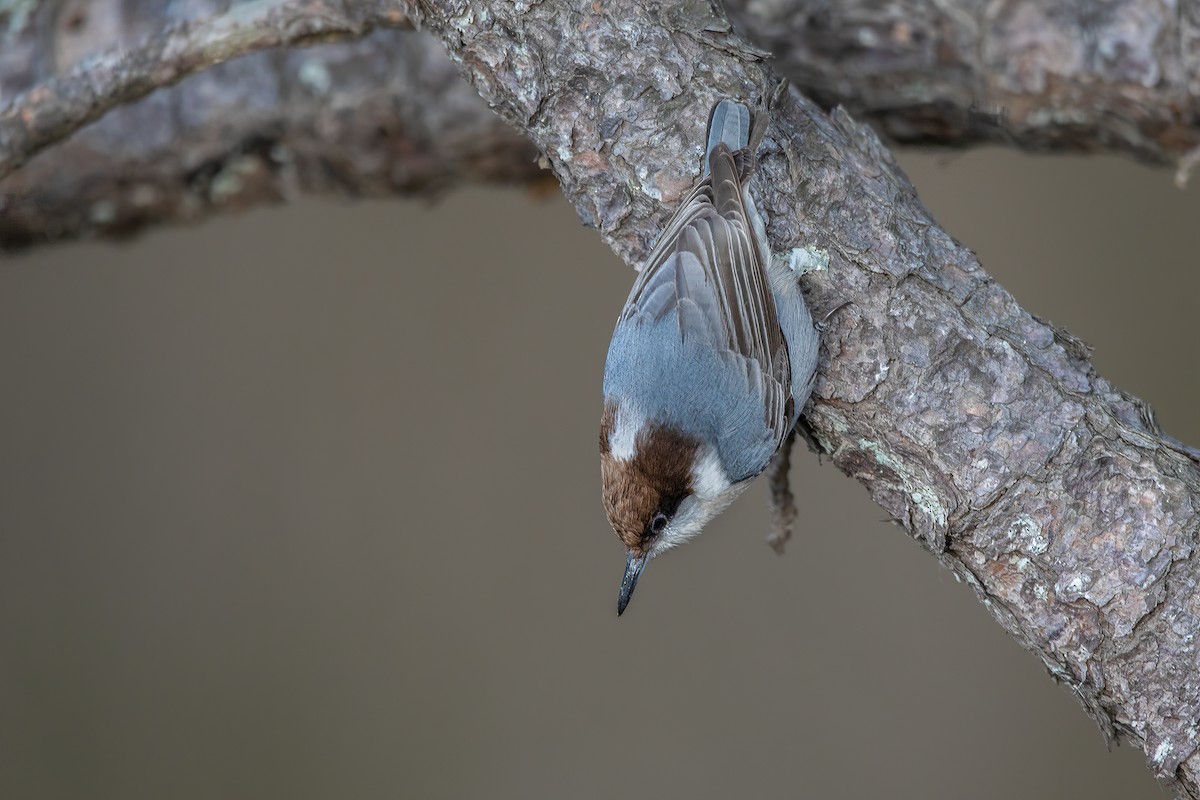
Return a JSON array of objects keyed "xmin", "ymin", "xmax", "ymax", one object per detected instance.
[
  {"xmin": 411, "ymin": 0, "xmax": 1199, "ymax": 794},
  {"xmin": 3, "ymin": 0, "xmax": 1200, "ymax": 795},
  {"xmin": 0, "ymin": 1, "xmax": 541, "ymax": 249},
  {"xmin": 723, "ymin": 0, "xmax": 1200, "ymax": 169}
]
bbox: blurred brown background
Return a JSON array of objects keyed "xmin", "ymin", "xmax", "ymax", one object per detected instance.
[{"xmin": 1, "ymin": 147, "xmax": 1195, "ymax": 799}]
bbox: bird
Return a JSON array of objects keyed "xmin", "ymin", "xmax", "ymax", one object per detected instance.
[{"xmin": 599, "ymin": 96, "xmax": 820, "ymax": 616}]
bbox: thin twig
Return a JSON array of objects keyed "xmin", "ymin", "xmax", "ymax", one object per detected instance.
[{"xmin": 766, "ymin": 429, "xmax": 798, "ymax": 555}]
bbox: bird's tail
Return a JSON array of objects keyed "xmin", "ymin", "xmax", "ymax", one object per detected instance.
[{"xmin": 704, "ymin": 100, "xmax": 751, "ymax": 174}]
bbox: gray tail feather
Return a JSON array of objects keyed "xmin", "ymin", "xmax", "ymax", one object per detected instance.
[{"xmin": 704, "ymin": 99, "xmax": 751, "ymax": 174}]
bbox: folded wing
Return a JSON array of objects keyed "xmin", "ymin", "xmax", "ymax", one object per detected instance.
[{"xmin": 619, "ymin": 143, "xmax": 793, "ymax": 471}]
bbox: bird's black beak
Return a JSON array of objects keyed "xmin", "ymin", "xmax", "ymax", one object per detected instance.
[{"xmin": 617, "ymin": 550, "xmax": 648, "ymax": 616}]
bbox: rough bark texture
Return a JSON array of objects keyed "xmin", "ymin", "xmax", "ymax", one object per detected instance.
[
  {"xmin": 2, "ymin": 0, "xmax": 1199, "ymax": 795},
  {"xmin": 0, "ymin": 1, "xmax": 542, "ymax": 249},
  {"xmin": 410, "ymin": 0, "xmax": 1200, "ymax": 796},
  {"xmin": 723, "ymin": 0, "xmax": 1200, "ymax": 169}
]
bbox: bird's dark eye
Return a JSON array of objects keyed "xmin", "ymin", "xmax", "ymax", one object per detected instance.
[{"xmin": 649, "ymin": 512, "xmax": 669, "ymax": 534}]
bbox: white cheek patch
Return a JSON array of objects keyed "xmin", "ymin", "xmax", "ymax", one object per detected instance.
[
  {"xmin": 655, "ymin": 522, "xmax": 699, "ymax": 553},
  {"xmin": 648, "ymin": 449, "xmax": 747, "ymax": 558},
  {"xmin": 691, "ymin": 447, "xmax": 732, "ymax": 499},
  {"xmin": 608, "ymin": 404, "xmax": 643, "ymax": 461}
]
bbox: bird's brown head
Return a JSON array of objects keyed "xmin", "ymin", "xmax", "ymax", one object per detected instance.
[
  {"xmin": 599, "ymin": 401, "xmax": 698, "ymax": 555},
  {"xmin": 600, "ymin": 400, "xmax": 747, "ymax": 614}
]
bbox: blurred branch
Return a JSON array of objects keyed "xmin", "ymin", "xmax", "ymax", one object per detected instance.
[
  {"xmin": 4, "ymin": 0, "xmax": 1199, "ymax": 248},
  {"xmin": 0, "ymin": 0, "xmax": 412, "ymax": 181},
  {"xmin": 724, "ymin": 0, "xmax": 1200, "ymax": 170},
  {"xmin": 410, "ymin": 0, "xmax": 1200, "ymax": 796},
  {"xmin": 0, "ymin": 17, "xmax": 541, "ymax": 248}
]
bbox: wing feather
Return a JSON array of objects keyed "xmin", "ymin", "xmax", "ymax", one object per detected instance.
[{"xmin": 620, "ymin": 143, "xmax": 792, "ymax": 449}]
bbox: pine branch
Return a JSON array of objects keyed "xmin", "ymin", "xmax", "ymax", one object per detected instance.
[{"xmin": 410, "ymin": 1, "xmax": 1200, "ymax": 795}]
